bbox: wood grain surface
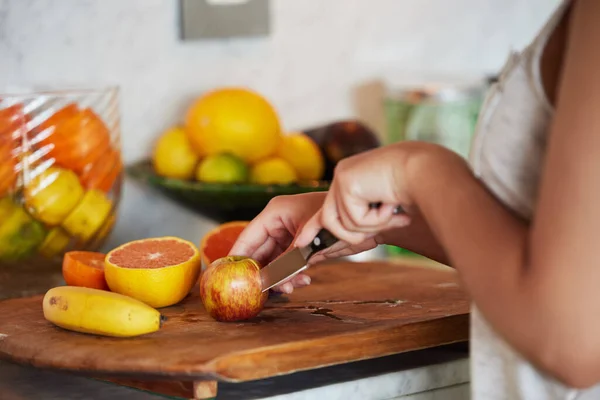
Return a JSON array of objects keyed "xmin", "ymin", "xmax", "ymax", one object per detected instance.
[{"xmin": 0, "ymin": 261, "xmax": 470, "ymax": 383}]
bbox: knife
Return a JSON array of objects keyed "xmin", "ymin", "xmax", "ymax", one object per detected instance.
[
  {"xmin": 260, "ymin": 228, "xmax": 339, "ymax": 292},
  {"xmin": 259, "ymin": 203, "xmax": 405, "ymax": 292}
]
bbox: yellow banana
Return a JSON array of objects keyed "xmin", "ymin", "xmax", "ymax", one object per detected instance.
[{"xmin": 42, "ymin": 286, "xmax": 165, "ymax": 338}]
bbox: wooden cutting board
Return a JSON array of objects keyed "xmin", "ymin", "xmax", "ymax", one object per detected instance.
[{"xmin": 0, "ymin": 261, "xmax": 470, "ymax": 399}]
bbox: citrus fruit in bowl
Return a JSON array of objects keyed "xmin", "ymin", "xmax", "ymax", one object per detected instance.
[
  {"xmin": 24, "ymin": 166, "xmax": 85, "ymax": 226},
  {"xmin": 128, "ymin": 159, "xmax": 330, "ymax": 223},
  {"xmin": 195, "ymin": 153, "xmax": 248, "ymax": 184},
  {"xmin": 152, "ymin": 126, "xmax": 200, "ymax": 180},
  {"xmin": 249, "ymin": 157, "xmax": 298, "ymax": 185},
  {"xmin": 185, "ymin": 87, "xmax": 283, "ymax": 164},
  {"xmin": 104, "ymin": 237, "xmax": 202, "ymax": 308},
  {"xmin": 0, "ymin": 87, "xmax": 123, "ymax": 297},
  {"xmin": 276, "ymin": 132, "xmax": 325, "ymax": 181},
  {"xmin": 0, "ymin": 197, "xmax": 47, "ymax": 262}
]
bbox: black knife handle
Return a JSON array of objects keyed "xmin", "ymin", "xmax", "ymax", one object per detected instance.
[
  {"xmin": 306, "ymin": 204, "xmax": 404, "ymax": 260},
  {"xmin": 308, "ymin": 229, "xmax": 339, "ymax": 259},
  {"xmin": 368, "ymin": 202, "xmax": 405, "ymax": 215}
]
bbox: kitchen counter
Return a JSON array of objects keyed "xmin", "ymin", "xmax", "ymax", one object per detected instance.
[{"xmin": 0, "ymin": 343, "xmax": 469, "ymax": 400}]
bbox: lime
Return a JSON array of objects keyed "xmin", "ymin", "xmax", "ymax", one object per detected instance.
[
  {"xmin": 249, "ymin": 157, "xmax": 298, "ymax": 185},
  {"xmin": 195, "ymin": 153, "xmax": 249, "ymax": 184},
  {"xmin": 0, "ymin": 199, "xmax": 47, "ymax": 262}
]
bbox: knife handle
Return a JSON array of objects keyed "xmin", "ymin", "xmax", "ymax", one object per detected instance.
[
  {"xmin": 307, "ymin": 204, "xmax": 404, "ymax": 259},
  {"xmin": 308, "ymin": 229, "xmax": 339, "ymax": 258},
  {"xmin": 368, "ymin": 202, "xmax": 405, "ymax": 215}
]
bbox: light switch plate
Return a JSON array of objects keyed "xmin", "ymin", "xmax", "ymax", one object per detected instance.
[{"xmin": 179, "ymin": 0, "xmax": 270, "ymax": 40}]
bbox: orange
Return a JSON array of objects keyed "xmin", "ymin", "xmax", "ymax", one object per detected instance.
[
  {"xmin": 0, "ymin": 103, "xmax": 29, "ymax": 142},
  {"xmin": 185, "ymin": 87, "xmax": 282, "ymax": 164},
  {"xmin": 62, "ymin": 251, "xmax": 109, "ymax": 291},
  {"xmin": 38, "ymin": 106, "xmax": 111, "ymax": 174},
  {"xmin": 34, "ymin": 103, "xmax": 79, "ymax": 137},
  {"xmin": 104, "ymin": 237, "xmax": 202, "ymax": 308},
  {"xmin": 80, "ymin": 147, "xmax": 122, "ymax": 193},
  {"xmin": 199, "ymin": 221, "xmax": 249, "ymax": 269},
  {"xmin": 0, "ymin": 141, "xmax": 16, "ymax": 197},
  {"xmin": 276, "ymin": 133, "xmax": 325, "ymax": 181}
]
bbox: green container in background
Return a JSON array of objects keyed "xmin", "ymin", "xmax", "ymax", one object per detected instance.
[{"xmin": 383, "ymin": 77, "xmax": 488, "ymax": 258}]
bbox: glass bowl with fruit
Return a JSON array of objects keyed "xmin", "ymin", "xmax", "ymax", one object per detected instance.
[
  {"xmin": 128, "ymin": 87, "xmax": 381, "ymax": 223},
  {"xmin": 0, "ymin": 86, "xmax": 123, "ymax": 298}
]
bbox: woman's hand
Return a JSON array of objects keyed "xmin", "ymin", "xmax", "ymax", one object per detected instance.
[
  {"xmin": 296, "ymin": 143, "xmax": 413, "ymax": 250},
  {"xmin": 227, "ymin": 192, "xmax": 325, "ymax": 293},
  {"xmin": 228, "ymin": 190, "xmax": 389, "ymax": 293}
]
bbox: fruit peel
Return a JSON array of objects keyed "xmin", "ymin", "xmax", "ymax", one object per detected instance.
[{"xmin": 200, "ymin": 255, "xmax": 268, "ymax": 322}]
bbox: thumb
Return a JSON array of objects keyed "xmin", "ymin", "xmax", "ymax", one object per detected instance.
[{"xmin": 294, "ymin": 210, "xmax": 323, "ymax": 248}]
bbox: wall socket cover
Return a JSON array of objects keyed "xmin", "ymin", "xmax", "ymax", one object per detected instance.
[{"xmin": 179, "ymin": 0, "xmax": 270, "ymax": 40}]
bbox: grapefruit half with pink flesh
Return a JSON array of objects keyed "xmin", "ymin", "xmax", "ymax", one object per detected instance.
[{"xmin": 104, "ymin": 236, "xmax": 201, "ymax": 308}]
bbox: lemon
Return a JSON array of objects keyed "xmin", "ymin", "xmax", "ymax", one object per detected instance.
[
  {"xmin": 62, "ymin": 189, "xmax": 113, "ymax": 243},
  {"xmin": 185, "ymin": 88, "xmax": 282, "ymax": 164},
  {"xmin": 0, "ymin": 198, "xmax": 47, "ymax": 262},
  {"xmin": 152, "ymin": 126, "xmax": 200, "ymax": 180},
  {"xmin": 250, "ymin": 157, "xmax": 298, "ymax": 185},
  {"xmin": 24, "ymin": 166, "xmax": 84, "ymax": 226},
  {"xmin": 38, "ymin": 227, "xmax": 71, "ymax": 259},
  {"xmin": 277, "ymin": 132, "xmax": 325, "ymax": 181},
  {"xmin": 195, "ymin": 153, "xmax": 249, "ymax": 184},
  {"xmin": 88, "ymin": 212, "xmax": 117, "ymax": 250}
]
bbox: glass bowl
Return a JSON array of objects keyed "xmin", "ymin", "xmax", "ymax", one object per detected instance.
[{"xmin": 0, "ymin": 86, "xmax": 123, "ymax": 298}]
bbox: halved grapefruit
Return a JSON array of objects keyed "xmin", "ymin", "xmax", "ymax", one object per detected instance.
[
  {"xmin": 62, "ymin": 251, "xmax": 109, "ymax": 291},
  {"xmin": 104, "ymin": 237, "xmax": 201, "ymax": 308},
  {"xmin": 199, "ymin": 221, "xmax": 249, "ymax": 269}
]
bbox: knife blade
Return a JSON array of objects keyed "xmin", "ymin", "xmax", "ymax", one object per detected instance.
[{"xmin": 260, "ymin": 229, "xmax": 339, "ymax": 292}]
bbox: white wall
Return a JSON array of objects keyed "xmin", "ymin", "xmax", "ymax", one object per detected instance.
[{"xmin": 0, "ymin": 0, "xmax": 562, "ymax": 247}]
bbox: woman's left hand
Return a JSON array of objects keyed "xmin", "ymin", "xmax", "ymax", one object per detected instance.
[{"xmin": 295, "ymin": 143, "xmax": 415, "ymax": 254}]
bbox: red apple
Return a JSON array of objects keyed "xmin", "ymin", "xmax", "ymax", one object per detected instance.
[{"xmin": 199, "ymin": 256, "xmax": 268, "ymax": 322}]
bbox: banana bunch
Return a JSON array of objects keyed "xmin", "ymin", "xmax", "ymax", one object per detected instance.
[{"xmin": 43, "ymin": 286, "xmax": 165, "ymax": 337}]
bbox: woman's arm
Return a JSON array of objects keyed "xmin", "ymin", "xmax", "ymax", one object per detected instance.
[
  {"xmin": 405, "ymin": 0, "xmax": 600, "ymax": 388},
  {"xmin": 378, "ymin": 207, "xmax": 449, "ymax": 265}
]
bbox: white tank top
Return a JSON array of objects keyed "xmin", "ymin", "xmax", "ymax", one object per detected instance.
[{"xmin": 468, "ymin": 1, "xmax": 600, "ymax": 399}]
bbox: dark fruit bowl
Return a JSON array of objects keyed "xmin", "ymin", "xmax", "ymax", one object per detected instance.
[{"xmin": 127, "ymin": 160, "xmax": 330, "ymax": 223}]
